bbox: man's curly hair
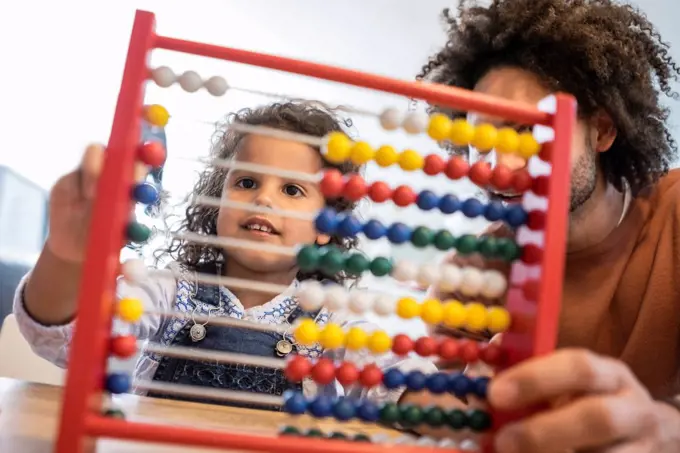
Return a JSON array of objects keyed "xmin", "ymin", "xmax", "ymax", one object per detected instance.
[
  {"xmin": 418, "ymin": 0, "xmax": 680, "ymax": 195},
  {"xmin": 158, "ymin": 101, "xmax": 359, "ymax": 284}
]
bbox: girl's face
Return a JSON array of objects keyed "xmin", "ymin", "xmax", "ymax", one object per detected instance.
[{"xmin": 217, "ymin": 135, "xmax": 329, "ymax": 275}]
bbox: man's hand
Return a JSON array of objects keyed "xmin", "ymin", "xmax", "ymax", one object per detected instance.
[{"xmin": 489, "ymin": 348, "xmax": 680, "ymax": 453}]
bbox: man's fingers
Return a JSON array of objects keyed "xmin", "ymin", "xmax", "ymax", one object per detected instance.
[{"xmin": 80, "ymin": 144, "xmax": 105, "ymax": 199}]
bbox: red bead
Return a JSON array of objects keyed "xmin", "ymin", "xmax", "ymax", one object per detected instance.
[
  {"xmin": 511, "ymin": 170, "xmax": 533, "ymax": 193},
  {"xmin": 423, "ymin": 154, "xmax": 446, "ymax": 176},
  {"xmin": 284, "ymin": 355, "xmax": 312, "ymax": 383},
  {"xmin": 335, "ymin": 362, "xmax": 360, "ymax": 386},
  {"xmin": 414, "ymin": 336, "xmax": 438, "ymax": 357},
  {"xmin": 320, "ymin": 169, "xmax": 345, "ymax": 198},
  {"xmin": 110, "ymin": 335, "xmax": 137, "ymax": 358},
  {"xmin": 392, "ymin": 334, "xmax": 414, "ymax": 356},
  {"xmin": 368, "ymin": 181, "xmax": 392, "ymax": 203},
  {"xmin": 459, "ymin": 340, "xmax": 480, "ymax": 363},
  {"xmin": 526, "ymin": 210, "xmax": 546, "ymax": 230},
  {"xmin": 137, "ymin": 141, "xmax": 166, "ymax": 168},
  {"xmin": 522, "ymin": 280, "xmax": 541, "ymax": 302},
  {"xmin": 311, "ymin": 358, "xmax": 336, "ymax": 385},
  {"xmin": 343, "ymin": 174, "xmax": 368, "ymax": 201},
  {"xmin": 468, "ymin": 162, "xmax": 492, "ymax": 186},
  {"xmin": 444, "ymin": 156, "xmax": 469, "ymax": 180},
  {"xmin": 491, "ymin": 165, "xmax": 513, "ymax": 190},
  {"xmin": 479, "ymin": 343, "xmax": 503, "ymax": 366},
  {"xmin": 359, "ymin": 363, "xmax": 383, "ymax": 388},
  {"xmin": 539, "ymin": 142, "xmax": 553, "ymax": 162},
  {"xmin": 521, "ymin": 243, "xmax": 544, "ymax": 265},
  {"xmin": 437, "ymin": 338, "xmax": 460, "ymax": 361},
  {"xmin": 392, "ymin": 185, "xmax": 417, "ymax": 207},
  {"xmin": 531, "ymin": 175, "xmax": 550, "ymax": 197}
]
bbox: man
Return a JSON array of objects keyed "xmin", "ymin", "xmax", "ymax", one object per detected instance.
[{"xmin": 414, "ymin": 1, "xmax": 680, "ymax": 451}]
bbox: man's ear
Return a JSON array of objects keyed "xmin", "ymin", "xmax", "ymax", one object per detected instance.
[
  {"xmin": 316, "ymin": 234, "xmax": 331, "ymax": 246},
  {"xmin": 593, "ymin": 110, "xmax": 617, "ymax": 153}
]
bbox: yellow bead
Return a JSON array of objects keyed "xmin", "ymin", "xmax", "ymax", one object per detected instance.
[
  {"xmin": 442, "ymin": 300, "xmax": 467, "ymax": 328},
  {"xmin": 449, "ymin": 119, "xmax": 475, "ymax": 146},
  {"xmin": 117, "ymin": 298, "xmax": 144, "ymax": 323},
  {"xmin": 464, "ymin": 302, "xmax": 488, "ymax": 332},
  {"xmin": 495, "ymin": 127, "xmax": 520, "ymax": 154},
  {"xmin": 374, "ymin": 145, "xmax": 399, "ymax": 167},
  {"xmin": 427, "ymin": 114, "xmax": 452, "ymax": 141},
  {"xmin": 324, "ymin": 132, "xmax": 353, "ymax": 164},
  {"xmin": 294, "ymin": 319, "xmax": 320, "ymax": 346},
  {"xmin": 144, "ymin": 105, "xmax": 170, "ymax": 127},
  {"xmin": 318, "ymin": 323, "xmax": 345, "ymax": 349},
  {"xmin": 420, "ymin": 299, "xmax": 444, "ymax": 325},
  {"xmin": 367, "ymin": 330, "xmax": 392, "ymax": 354},
  {"xmin": 398, "ymin": 149, "xmax": 424, "ymax": 171},
  {"xmin": 471, "ymin": 124, "xmax": 497, "ymax": 151},
  {"xmin": 487, "ymin": 306, "xmax": 511, "ymax": 333},
  {"xmin": 396, "ymin": 297, "xmax": 421, "ymax": 319},
  {"xmin": 349, "ymin": 141, "xmax": 374, "ymax": 165},
  {"xmin": 517, "ymin": 132, "xmax": 541, "ymax": 159},
  {"xmin": 345, "ymin": 327, "xmax": 368, "ymax": 351}
]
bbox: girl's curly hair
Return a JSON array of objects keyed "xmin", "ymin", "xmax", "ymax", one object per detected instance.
[
  {"xmin": 158, "ymin": 101, "xmax": 359, "ymax": 284},
  {"xmin": 418, "ymin": 0, "xmax": 680, "ymax": 195}
]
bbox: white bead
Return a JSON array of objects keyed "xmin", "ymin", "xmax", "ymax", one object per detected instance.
[
  {"xmin": 150, "ymin": 66, "xmax": 176, "ymax": 88},
  {"xmin": 481, "ymin": 270, "xmax": 507, "ymax": 299},
  {"xmin": 439, "ymin": 264, "xmax": 462, "ymax": 293},
  {"xmin": 459, "ymin": 439, "xmax": 479, "ymax": 451},
  {"xmin": 348, "ymin": 290, "xmax": 374, "ymax": 314},
  {"xmin": 416, "ymin": 437, "xmax": 437, "ymax": 447},
  {"xmin": 204, "ymin": 75, "xmax": 229, "ymax": 96},
  {"xmin": 416, "ymin": 263, "xmax": 440, "ymax": 288},
  {"xmin": 402, "ymin": 112, "xmax": 429, "ymax": 134},
  {"xmin": 324, "ymin": 285, "xmax": 349, "ymax": 311},
  {"xmin": 392, "ymin": 260, "xmax": 418, "ymax": 282},
  {"xmin": 178, "ymin": 70, "xmax": 203, "ymax": 93},
  {"xmin": 459, "ymin": 267, "xmax": 484, "ymax": 297},
  {"xmin": 373, "ymin": 294, "xmax": 396, "ymax": 316},
  {"xmin": 296, "ymin": 281, "xmax": 325, "ymax": 311},
  {"xmin": 379, "ymin": 107, "xmax": 403, "ymax": 131},
  {"xmin": 438, "ymin": 439, "xmax": 459, "ymax": 449},
  {"xmin": 121, "ymin": 259, "xmax": 147, "ymax": 284}
]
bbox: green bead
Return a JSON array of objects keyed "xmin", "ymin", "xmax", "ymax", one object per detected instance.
[
  {"xmin": 353, "ymin": 433, "xmax": 371, "ymax": 442},
  {"xmin": 433, "ymin": 230, "xmax": 457, "ymax": 251},
  {"xmin": 306, "ymin": 428, "xmax": 324, "ymax": 438},
  {"xmin": 455, "ymin": 234, "xmax": 479, "ymax": 255},
  {"xmin": 467, "ymin": 409, "xmax": 492, "ymax": 432},
  {"xmin": 399, "ymin": 404, "xmax": 424, "ymax": 427},
  {"xmin": 329, "ymin": 431, "xmax": 348, "ymax": 440},
  {"xmin": 379, "ymin": 402, "xmax": 401, "ymax": 424},
  {"xmin": 477, "ymin": 236, "xmax": 498, "ymax": 259},
  {"xmin": 411, "ymin": 226, "xmax": 434, "ymax": 248},
  {"xmin": 497, "ymin": 238, "xmax": 521, "ymax": 261},
  {"xmin": 423, "ymin": 406, "xmax": 446, "ymax": 427},
  {"xmin": 345, "ymin": 253, "xmax": 370, "ymax": 276},
  {"xmin": 369, "ymin": 256, "xmax": 393, "ymax": 277},
  {"xmin": 103, "ymin": 408, "xmax": 125, "ymax": 419},
  {"xmin": 319, "ymin": 248, "xmax": 346, "ymax": 275},
  {"xmin": 280, "ymin": 426, "xmax": 300, "ymax": 436},
  {"xmin": 126, "ymin": 222, "xmax": 151, "ymax": 243},
  {"xmin": 446, "ymin": 408, "xmax": 468, "ymax": 430},
  {"xmin": 296, "ymin": 245, "xmax": 320, "ymax": 271}
]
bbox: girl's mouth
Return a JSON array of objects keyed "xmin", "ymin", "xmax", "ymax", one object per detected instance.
[{"xmin": 240, "ymin": 217, "xmax": 280, "ymax": 236}]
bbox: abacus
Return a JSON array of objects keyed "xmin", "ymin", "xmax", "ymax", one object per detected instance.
[{"xmin": 55, "ymin": 9, "xmax": 575, "ymax": 453}]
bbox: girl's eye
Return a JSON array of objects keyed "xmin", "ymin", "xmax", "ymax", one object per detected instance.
[
  {"xmin": 283, "ymin": 184, "xmax": 304, "ymax": 197},
  {"xmin": 235, "ymin": 177, "xmax": 256, "ymax": 189}
]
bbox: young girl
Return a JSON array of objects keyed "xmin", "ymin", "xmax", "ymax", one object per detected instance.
[{"xmin": 15, "ymin": 101, "xmax": 436, "ymax": 410}]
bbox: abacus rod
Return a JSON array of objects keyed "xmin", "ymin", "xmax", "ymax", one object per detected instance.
[
  {"xmin": 149, "ymin": 267, "xmax": 292, "ymax": 296},
  {"xmin": 226, "ymin": 122, "xmax": 326, "ymax": 147},
  {"xmin": 144, "ymin": 342, "xmax": 285, "ymax": 369},
  {"xmin": 166, "ymin": 231, "xmax": 298, "ymax": 257},
  {"xmin": 192, "ymin": 196, "xmax": 316, "ymax": 221},
  {"xmin": 140, "ymin": 307, "xmax": 290, "ymax": 334},
  {"xmin": 133, "ymin": 380, "xmax": 284, "ymax": 406}
]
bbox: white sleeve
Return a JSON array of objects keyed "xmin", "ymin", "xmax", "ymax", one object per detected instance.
[{"xmin": 12, "ymin": 269, "xmax": 176, "ymax": 369}]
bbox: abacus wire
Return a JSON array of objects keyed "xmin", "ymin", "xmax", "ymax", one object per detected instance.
[
  {"xmin": 192, "ymin": 195, "xmax": 316, "ymax": 221},
  {"xmin": 144, "ymin": 342, "xmax": 285, "ymax": 369},
  {"xmin": 149, "ymin": 267, "xmax": 291, "ymax": 296},
  {"xmin": 133, "ymin": 380, "xmax": 284, "ymax": 407},
  {"xmin": 140, "ymin": 307, "xmax": 289, "ymax": 334}
]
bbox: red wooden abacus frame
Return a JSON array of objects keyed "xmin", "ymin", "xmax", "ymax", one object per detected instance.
[{"xmin": 54, "ymin": 9, "xmax": 575, "ymax": 453}]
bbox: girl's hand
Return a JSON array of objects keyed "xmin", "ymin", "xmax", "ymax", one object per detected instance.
[{"xmin": 489, "ymin": 349, "xmax": 680, "ymax": 453}]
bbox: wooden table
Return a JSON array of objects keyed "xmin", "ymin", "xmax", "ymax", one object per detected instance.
[{"xmin": 0, "ymin": 378, "xmax": 399, "ymax": 452}]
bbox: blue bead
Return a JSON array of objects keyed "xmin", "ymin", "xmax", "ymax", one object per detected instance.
[
  {"xmin": 132, "ymin": 182, "xmax": 159, "ymax": 205},
  {"xmin": 504, "ymin": 205, "xmax": 528, "ymax": 227},
  {"xmin": 356, "ymin": 400, "xmax": 380, "ymax": 422},
  {"xmin": 283, "ymin": 392, "xmax": 307, "ymax": 415},
  {"xmin": 332, "ymin": 398, "xmax": 356, "ymax": 421},
  {"xmin": 105, "ymin": 373, "xmax": 131, "ymax": 394},
  {"xmin": 314, "ymin": 208, "xmax": 338, "ymax": 234},
  {"xmin": 405, "ymin": 370, "xmax": 427, "ymax": 391},
  {"xmin": 416, "ymin": 190, "xmax": 439, "ymax": 211},
  {"xmin": 386, "ymin": 223, "xmax": 411, "ymax": 244},
  {"xmin": 447, "ymin": 373, "xmax": 471, "ymax": 398},
  {"xmin": 484, "ymin": 200, "xmax": 505, "ymax": 222},
  {"xmin": 308, "ymin": 395, "xmax": 334, "ymax": 418},
  {"xmin": 425, "ymin": 372, "xmax": 449, "ymax": 394},
  {"xmin": 363, "ymin": 219, "xmax": 387, "ymax": 240},
  {"xmin": 337, "ymin": 215, "xmax": 363, "ymax": 237},
  {"xmin": 461, "ymin": 198, "xmax": 485, "ymax": 218},
  {"xmin": 472, "ymin": 376, "xmax": 490, "ymax": 399},
  {"xmin": 438, "ymin": 194, "xmax": 461, "ymax": 214},
  {"xmin": 382, "ymin": 369, "xmax": 406, "ymax": 389}
]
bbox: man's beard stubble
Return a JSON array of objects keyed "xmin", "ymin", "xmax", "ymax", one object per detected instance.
[{"xmin": 569, "ymin": 143, "xmax": 598, "ymax": 213}]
